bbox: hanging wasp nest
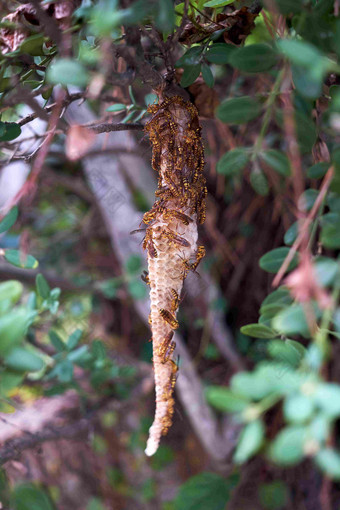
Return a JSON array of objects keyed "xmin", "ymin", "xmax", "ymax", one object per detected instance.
[{"xmin": 142, "ymin": 95, "xmax": 206, "ymax": 456}]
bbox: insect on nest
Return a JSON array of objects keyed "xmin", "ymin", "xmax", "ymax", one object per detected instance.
[{"xmin": 140, "ymin": 95, "xmax": 206, "ymax": 457}]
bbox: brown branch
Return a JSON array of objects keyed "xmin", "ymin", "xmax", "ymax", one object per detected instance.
[
  {"xmin": 171, "ymin": 0, "xmax": 190, "ymax": 45},
  {"xmin": 17, "ymin": 92, "xmax": 85, "ymax": 127},
  {"xmin": 87, "ymin": 122, "xmax": 144, "ymax": 133},
  {"xmin": 0, "ymin": 417, "xmax": 92, "ymax": 466}
]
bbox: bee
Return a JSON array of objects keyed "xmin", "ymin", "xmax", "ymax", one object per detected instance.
[
  {"xmin": 159, "ymin": 308, "xmax": 179, "ymax": 329},
  {"xmin": 141, "ymin": 270, "xmax": 150, "ymax": 286},
  {"xmin": 170, "ymin": 289, "xmax": 180, "ymax": 313}
]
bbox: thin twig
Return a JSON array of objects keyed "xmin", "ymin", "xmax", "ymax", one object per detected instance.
[
  {"xmin": 171, "ymin": 0, "xmax": 190, "ymax": 45},
  {"xmin": 272, "ymin": 166, "xmax": 334, "ymax": 287}
]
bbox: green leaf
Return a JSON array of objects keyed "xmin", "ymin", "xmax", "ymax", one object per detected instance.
[
  {"xmin": 321, "ymin": 215, "xmax": 340, "ymax": 248},
  {"xmin": 307, "ymin": 162, "xmax": 329, "ymax": 179},
  {"xmin": 259, "ymin": 247, "xmax": 298, "ymax": 274},
  {"xmin": 56, "ymin": 359, "xmax": 74, "ymax": 383},
  {"xmin": 230, "ymin": 364, "xmax": 298, "ymax": 401},
  {"xmin": 250, "ymin": 170, "xmax": 269, "ymax": 196},
  {"xmin": 4, "ymin": 249, "xmax": 39, "ymax": 269},
  {"xmin": 0, "ymin": 310, "xmax": 31, "ymax": 355},
  {"xmin": 313, "ymin": 383, "xmax": 340, "ymax": 417},
  {"xmin": 298, "ymin": 189, "xmax": 319, "ymax": 212},
  {"xmin": 292, "ymin": 64, "xmax": 323, "ymax": 100},
  {"xmin": 49, "ymin": 330, "xmax": 66, "ymax": 351},
  {"xmin": 314, "ymin": 257, "xmax": 339, "ymax": 287},
  {"xmin": 201, "ymin": 64, "xmax": 214, "ymax": 88},
  {"xmin": 144, "ymin": 93, "xmax": 158, "ymax": 106},
  {"xmin": 277, "ymin": 39, "xmax": 323, "ymax": 68},
  {"xmin": 174, "ymin": 472, "xmax": 239, "ymax": 510},
  {"xmin": 284, "ymin": 222, "xmax": 298, "ymax": 246},
  {"xmin": 272, "ymin": 304, "xmax": 311, "ymax": 337},
  {"xmin": 240, "ymin": 324, "xmax": 277, "ymax": 339},
  {"xmin": 275, "ymin": 0, "xmax": 303, "ymax": 14},
  {"xmin": 205, "ymin": 43, "xmax": 235, "ymax": 64},
  {"xmin": 180, "ymin": 65, "xmax": 201, "ymax": 87},
  {"xmin": 0, "ymin": 122, "xmax": 21, "ymax": 142},
  {"xmin": 87, "ymin": 498, "xmax": 106, "ymax": 510},
  {"xmin": 309, "ymin": 414, "xmax": 330, "ymax": 443},
  {"xmin": 67, "ymin": 345, "xmax": 88, "ymax": 363},
  {"xmin": 315, "ymin": 449, "xmax": 340, "ymax": 480},
  {"xmin": 0, "ymin": 280, "xmax": 23, "ymax": 306},
  {"xmin": 175, "ymin": 47, "xmax": 203, "ymax": 67},
  {"xmin": 269, "ymin": 426, "xmax": 306, "ymax": 466},
  {"xmin": 205, "ymin": 386, "xmax": 249, "ymax": 412},
  {"xmin": 258, "ymin": 481, "xmax": 289, "ymax": 510},
  {"xmin": 155, "ymin": 0, "xmax": 175, "ymax": 32},
  {"xmin": 283, "ymin": 394, "xmax": 314, "ymax": 424},
  {"xmin": 295, "ymin": 111, "xmax": 317, "ymax": 154},
  {"xmin": 261, "ymin": 287, "xmax": 292, "ymax": 308},
  {"xmin": 260, "ymin": 150, "xmax": 291, "ymax": 177},
  {"xmin": 0, "ymin": 371, "xmax": 24, "ymax": 396},
  {"xmin": 128, "ymin": 280, "xmax": 147, "ymax": 300},
  {"xmin": 217, "ymin": 96, "xmax": 262, "ymax": 124},
  {"xmin": 229, "ymin": 44, "xmax": 277, "ymax": 73},
  {"xmin": 19, "ymin": 34, "xmax": 45, "ymax": 56},
  {"xmin": 105, "ymin": 103, "xmax": 127, "ymax": 112},
  {"xmin": 67, "ymin": 329, "xmax": 83, "ymax": 350},
  {"xmin": 234, "ymin": 420, "xmax": 264, "ymax": 464},
  {"xmin": 0, "ymin": 206, "xmax": 18, "ymax": 234},
  {"xmin": 327, "ymin": 192, "xmax": 340, "ymax": 213},
  {"xmin": 267, "ymin": 339, "xmax": 305, "ymax": 368},
  {"xmin": 47, "ymin": 58, "xmax": 89, "ymax": 87},
  {"xmin": 204, "ymin": 0, "xmax": 234, "ymax": 6},
  {"xmin": 5, "ymin": 347, "xmax": 44, "ymax": 372},
  {"xmin": 11, "ymin": 483, "xmax": 54, "ymax": 510},
  {"xmin": 36, "ymin": 274, "xmax": 50, "ymax": 300},
  {"xmin": 125, "ymin": 254, "xmax": 142, "ymax": 273},
  {"xmin": 216, "ymin": 148, "xmax": 250, "ymax": 176}
]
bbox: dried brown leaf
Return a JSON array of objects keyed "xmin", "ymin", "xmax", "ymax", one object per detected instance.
[{"xmin": 66, "ymin": 125, "xmax": 96, "ymax": 161}]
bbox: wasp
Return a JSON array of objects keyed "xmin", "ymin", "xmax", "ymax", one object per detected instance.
[
  {"xmin": 148, "ymin": 313, "xmax": 152, "ymax": 325},
  {"xmin": 170, "ymin": 289, "xmax": 180, "ymax": 313},
  {"xmin": 191, "ymin": 245, "xmax": 205, "ymax": 272},
  {"xmin": 169, "ymin": 358, "xmax": 179, "ymax": 389},
  {"xmin": 158, "ymin": 331, "xmax": 176, "ymax": 364},
  {"xmin": 141, "ymin": 270, "xmax": 150, "ymax": 286},
  {"xmin": 143, "ymin": 231, "xmax": 158, "ymax": 258},
  {"xmin": 163, "ymin": 209, "xmax": 193, "ymax": 226},
  {"xmin": 162, "ymin": 231, "xmax": 191, "ymax": 248},
  {"xmin": 142, "ymin": 210, "xmax": 157, "ymax": 226},
  {"xmin": 182, "ymin": 177, "xmax": 190, "ymax": 192},
  {"xmin": 159, "ymin": 308, "xmax": 179, "ymax": 329},
  {"xmin": 147, "ymin": 239, "xmax": 158, "ymax": 258}
]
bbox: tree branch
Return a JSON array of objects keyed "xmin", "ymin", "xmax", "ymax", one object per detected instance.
[{"xmin": 87, "ymin": 122, "xmax": 144, "ymax": 133}]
